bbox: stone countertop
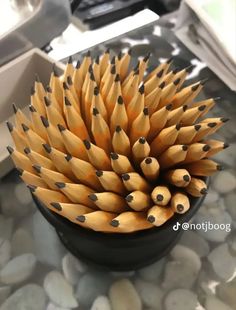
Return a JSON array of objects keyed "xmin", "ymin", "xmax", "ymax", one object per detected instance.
[{"xmin": 0, "ymin": 22, "xmax": 236, "ymax": 310}]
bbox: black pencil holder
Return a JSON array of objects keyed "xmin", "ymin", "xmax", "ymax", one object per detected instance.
[{"xmin": 32, "ymin": 179, "xmax": 208, "ymax": 271}]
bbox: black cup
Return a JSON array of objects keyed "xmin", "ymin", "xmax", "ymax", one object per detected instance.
[{"xmin": 33, "ymin": 181, "xmax": 207, "ymax": 271}]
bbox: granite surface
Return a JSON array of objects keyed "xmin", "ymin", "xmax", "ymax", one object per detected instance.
[{"xmin": 0, "ymin": 22, "xmax": 236, "ymax": 310}]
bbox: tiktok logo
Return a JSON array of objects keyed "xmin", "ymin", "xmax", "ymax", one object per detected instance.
[{"xmin": 173, "ymin": 222, "xmax": 181, "ymax": 231}]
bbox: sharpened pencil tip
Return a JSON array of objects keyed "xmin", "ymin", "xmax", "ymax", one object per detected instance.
[
  {"xmin": 139, "ymin": 137, "xmax": 146, "ymax": 144},
  {"xmin": 64, "ymin": 97, "xmax": 71, "ymax": 106},
  {"xmin": 143, "ymin": 107, "xmax": 149, "ymax": 116},
  {"xmin": 42, "ymin": 143, "xmax": 52, "ymax": 154},
  {"xmin": 16, "ymin": 168, "xmax": 23, "ymax": 176},
  {"xmin": 67, "ymin": 75, "xmax": 73, "ymax": 85},
  {"xmin": 33, "ymin": 165, "xmax": 41, "ymax": 173},
  {"xmin": 77, "ymin": 215, "xmax": 86, "ymax": 223},
  {"xmin": 22, "ymin": 123, "xmax": 29, "ymax": 132},
  {"xmin": 221, "ymin": 117, "xmax": 229, "ymax": 123},
  {"xmin": 157, "ymin": 69, "xmax": 164, "ymax": 78},
  {"xmin": 44, "ymin": 96, "xmax": 51, "ymax": 106},
  {"xmin": 166, "ymin": 57, "xmax": 173, "ymax": 64},
  {"xmin": 117, "ymin": 96, "xmax": 123, "ymax": 105},
  {"xmin": 55, "ymin": 182, "xmax": 65, "ymax": 189},
  {"xmin": 182, "ymin": 145, "xmax": 188, "ymax": 151},
  {"xmin": 12, "ymin": 103, "xmax": 17, "ymax": 114},
  {"xmin": 96, "ymin": 170, "xmax": 103, "ymax": 177},
  {"xmin": 86, "ymin": 50, "xmax": 91, "ymax": 57},
  {"xmin": 6, "ymin": 146, "xmax": 14, "ymax": 154},
  {"xmin": 83, "ymin": 140, "xmax": 91, "ymax": 150},
  {"xmin": 145, "ymin": 157, "xmax": 152, "ymax": 164},
  {"xmin": 139, "ymin": 84, "xmax": 145, "ymax": 94},
  {"xmin": 52, "ymin": 63, "xmax": 59, "ymax": 77},
  {"xmin": 29, "ymin": 105, "xmax": 36, "ymax": 112},
  {"xmin": 198, "ymin": 105, "xmax": 206, "ymax": 111},
  {"xmin": 208, "ymin": 122, "xmax": 217, "ymax": 128},
  {"xmin": 63, "ymin": 82, "xmax": 69, "ymax": 90},
  {"xmin": 88, "ymin": 64, "xmax": 93, "ymax": 74},
  {"xmin": 41, "ymin": 116, "xmax": 49, "ymax": 128},
  {"xmin": 125, "ymin": 195, "xmax": 133, "ymax": 203},
  {"xmin": 183, "ymin": 175, "xmax": 190, "ymax": 182},
  {"xmin": 27, "ymin": 184, "xmax": 37, "ymax": 192},
  {"xmin": 68, "ymin": 55, "xmax": 73, "ymax": 64},
  {"xmin": 6, "ymin": 121, "xmax": 13, "ymax": 132},
  {"xmin": 115, "ymin": 125, "xmax": 122, "ymax": 133},
  {"xmin": 128, "ymin": 48, "xmax": 132, "ymax": 56},
  {"xmin": 110, "ymin": 152, "xmax": 119, "ymax": 160},
  {"xmin": 76, "ymin": 60, "xmax": 81, "ymax": 69},
  {"xmin": 191, "ymin": 83, "xmax": 200, "ymax": 91},
  {"xmin": 30, "ymin": 86, "xmax": 35, "ymax": 95},
  {"xmin": 115, "ymin": 74, "xmax": 120, "ymax": 82},
  {"xmin": 183, "ymin": 105, "xmax": 188, "ymax": 112},
  {"xmin": 90, "ymin": 72, "xmax": 95, "ymax": 81},
  {"xmin": 118, "ymin": 51, "xmax": 123, "ymax": 60},
  {"xmin": 50, "ymin": 202, "xmax": 62, "ymax": 211},
  {"xmin": 58, "ymin": 124, "xmax": 66, "ymax": 132},
  {"xmin": 105, "ymin": 48, "xmax": 110, "ymax": 54},
  {"xmin": 217, "ymin": 164, "xmax": 224, "ymax": 171},
  {"xmin": 200, "ymin": 188, "xmax": 208, "ymax": 195},
  {"xmin": 122, "ymin": 173, "xmax": 130, "ymax": 181},
  {"xmin": 65, "ymin": 154, "xmax": 72, "ymax": 162},
  {"xmin": 223, "ymin": 142, "xmax": 229, "ymax": 149},
  {"xmin": 24, "ymin": 147, "xmax": 31, "ymax": 155},
  {"xmin": 172, "ymin": 67, "xmax": 179, "ymax": 74},
  {"xmin": 143, "ymin": 52, "xmax": 151, "ymax": 62},
  {"xmin": 173, "ymin": 78, "xmax": 181, "ymax": 85},
  {"xmin": 110, "ymin": 219, "xmax": 119, "ymax": 227},
  {"xmin": 93, "ymin": 107, "xmax": 99, "ymax": 116},
  {"xmin": 166, "ymin": 104, "xmax": 172, "ymax": 111},
  {"xmin": 177, "ymin": 204, "xmax": 184, "ymax": 212},
  {"xmin": 95, "ymin": 55, "xmax": 100, "ymax": 65},
  {"xmin": 134, "ymin": 69, "xmax": 139, "ymax": 76},
  {"xmin": 111, "ymin": 56, "xmax": 115, "ymax": 65},
  {"xmin": 185, "ymin": 64, "xmax": 195, "ymax": 73},
  {"xmin": 147, "ymin": 215, "xmax": 155, "ymax": 223},
  {"xmin": 200, "ymin": 78, "xmax": 208, "ymax": 85},
  {"xmin": 194, "ymin": 124, "xmax": 201, "ymax": 131},
  {"xmin": 94, "ymin": 87, "xmax": 99, "ymax": 96},
  {"xmin": 203, "ymin": 145, "xmax": 211, "ymax": 152},
  {"xmin": 46, "ymin": 85, "xmax": 52, "ymax": 93},
  {"xmin": 176, "ymin": 124, "xmax": 181, "ymax": 130},
  {"xmin": 156, "ymin": 194, "xmax": 164, "ymax": 202},
  {"xmin": 159, "ymin": 81, "xmax": 165, "ymax": 89},
  {"xmin": 88, "ymin": 194, "xmax": 97, "ymax": 202}
]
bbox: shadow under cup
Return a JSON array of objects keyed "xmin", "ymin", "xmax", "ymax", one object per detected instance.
[{"xmin": 32, "ymin": 180, "xmax": 208, "ymax": 271}]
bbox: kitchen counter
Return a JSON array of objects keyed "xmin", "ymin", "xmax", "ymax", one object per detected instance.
[{"xmin": 0, "ymin": 21, "xmax": 236, "ymax": 310}]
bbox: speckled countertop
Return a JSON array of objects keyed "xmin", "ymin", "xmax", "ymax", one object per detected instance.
[{"xmin": 0, "ymin": 22, "xmax": 236, "ymax": 310}]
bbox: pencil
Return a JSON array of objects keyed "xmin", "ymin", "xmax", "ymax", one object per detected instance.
[
  {"xmin": 92, "ymin": 87, "xmax": 108, "ymax": 123},
  {"xmin": 158, "ymin": 144, "xmax": 188, "ymax": 169},
  {"xmin": 191, "ymin": 122, "xmax": 217, "ymax": 142},
  {"xmin": 159, "ymin": 78, "xmax": 181, "ymax": 108},
  {"xmin": 112, "ymin": 125, "xmax": 131, "ymax": 157},
  {"xmin": 17, "ymin": 168, "xmax": 49, "ymax": 188},
  {"xmin": 110, "ymin": 96, "xmax": 128, "ymax": 134},
  {"xmin": 23, "ymin": 147, "xmax": 56, "ymax": 171},
  {"xmin": 132, "ymin": 137, "xmax": 150, "ymax": 164},
  {"xmin": 122, "ymin": 70, "xmax": 140, "ymax": 104},
  {"xmin": 28, "ymin": 185, "xmax": 70, "ymax": 208},
  {"xmin": 183, "ymin": 159, "xmax": 223, "ymax": 176},
  {"xmin": 88, "ymin": 192, "xmax": 127, "ymax": 213},
  {"xmin": 185, "ymin": 177, "xmax": 208, "ymax": 197},
  {"xmin": 7, "ymin": 146, "xmax": 35, "ymax": 174},
  {"xmin": 151, "ymin": 185, "xmax": 171, "ymax": 206},
  {"xmin": 72, "ymin": 60, "xmax": 83, "ymax": 97},
  {"xmin": 83, "ymin": 140, "xmax": 111, "ymax": 170},
  {"xmin": 102, "ymin": 65, "xmax": 116, "ymax": 100},
  {"xmin": 6, "ymin": 121, "xmax": 28, "ymax": 154},
  {"xmin": 204, "ymin": 139, "xmax": 229, "ymax": 157},
  {"xmin": 57, "ymin": 124, "xmax": 88, "ymax": 161},
  {"xmin": 46, "ymin": 85, "xmax": 62, "ymax": 113},
  {"xmin": 84, "ymin": 72, "xmax": 97, "ymax": 126},
  {"xmin": 110, "ymin": 211, "xmax": 153, "ymax": 233},
  {"xmin": 29, "ymin": 105, "xmax": 49, "ymax": 142},
  {"xmin": 80, "ymin": 50, "xmax": 92, "ymax": 80},
  {"xmin": 22, "ymin": 123, "xmax": 47, "ymax": 156},
  {"xmin": 91, "ymin": 108, "xmax": 112, "ymax": 154},
  {"xmin": 121, "ymin": 172, "xmax": 151, "ymax": 192},
  {"xmin": 49, "ymin": 65, "xmax": 63, "ymax": 108},
  {"xmin": 140, "ymin": 157, "xmax": 160, "ymax": 182},
  {"xmin": 137, "ymin": 53, "xmax": 150, "ymax": 83},
  {"xmin": 144, "ymin": 82, "xmax": 165, "ymax": 114},
  {"xmin": 65, "ymin": 154, "xmax": 102, "ymax": 191},
  {"xmin": 63, "ymin": 82, "xmax": 81, "ymax": 115},
  {"xmin": 42, "ymin": 144, "xmax": 74, "ymax": 179},
  {"xmin": 164, "ymin": 168, "xmax": 191, "ymax": 187},
  {"xmin": 144, "ymin": 68, "xmax": 165, "ymax": 94},
  {"xmin": 148, "ymin": 104, "xmax": 172, "ymax": 140},
  {"xmin": 64, "ymin": 97, "xmax": 89, "ymax": 140},
  {"xmin": 125, "ymin": 191, "xmax": 152, "ymax": 211},
  {"xmin": 126, "ymin": 84, "xmax": 145, "ymax": 124},
  {"xmin": 100, "ymin": 48, "xmax": 110, "ymax": 76},
  {"xmin": 63, "ymin": 56, "xmax": 74, "ymax": 82},
  {"xmin": 171, "ymin": 81, "xmax": 203, "ymax": 108},
  {"xmin": 170, "ymin": 192, "xmax": 190, "ymax": 214},
  {"xmin": 150, "ymin": 124, "xmax": 181, "ymax": 156},
  {"xmin": 95, "ymin": 170, "xmax": 126, "ymax": 195},
  {"xmin": 129, "ymin": 108, "xmax": 150, "ymax": 145},
  {"xmin": 147, "ymin": 205, "xmax": 174, "ymax": 226},
  {"xmin": 184, "ymin": 143, "xmax": 210, "ymax": 164},
  {"xmin": 166, "ymin": 105, "xmax": 187, "ymax": 127},
  {"xmin": 34, "ymin": 75, "xmax": 47, "ymax": 106},
  {"xmin": 176, "ymin": 124, "xmax": 201, "ymax": 144},
  {"xmin": 191, "ymin": 97, "xmax": 219, "ymax": 117},
  {"xmin": 119, "ymin": 49, "xmax": 131, "ymax": 81},
  {"xmin": 40, "ymin": 116, "xmax": 66, "ymax": 153},
  {"xmin": 180, "ymin": 105, "xmax": 206, "ymax": 126},
  {"xmin": 76, "ymin": 210, "xmax": 117, "ymax": 233},
  {"xmin": 110, "ymin": 152, "xmax": 134, "ymax": 174},
  {"xmin": 145, "ymin": 58, "xmax": 172, "ymax": 82},
  {"xmin": 33, "ymin": 165, "xmax": 72, "ymax": 190},
  {"xmin": 55, "ymin": 182, "xmax": 95, "ymax": 208},
  {"xmin": 12, "ymin": 103, "xmax": 32, "ymax": 132},
  {"xmin": 106, "ymin": 74, "xmax": 122, "ymax": 116}
]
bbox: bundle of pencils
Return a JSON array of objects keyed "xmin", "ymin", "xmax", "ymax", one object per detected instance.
[{"xmin": 7, "ymin": 50, "xmax": 228, "ymax": 233}]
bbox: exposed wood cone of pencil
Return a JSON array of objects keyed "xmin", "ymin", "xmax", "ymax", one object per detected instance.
[{"xmin": 7, "ymin": 50, "xmax": 229, "ymax": 233}]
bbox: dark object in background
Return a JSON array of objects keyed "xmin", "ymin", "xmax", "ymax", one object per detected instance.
[
  {"xmin": 73, "ymin": 0, "xmax": 148, "ymax": 29},
  {"xmin": 150, "ymin": 0, "xmax": 181, "ymax": 12}
]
